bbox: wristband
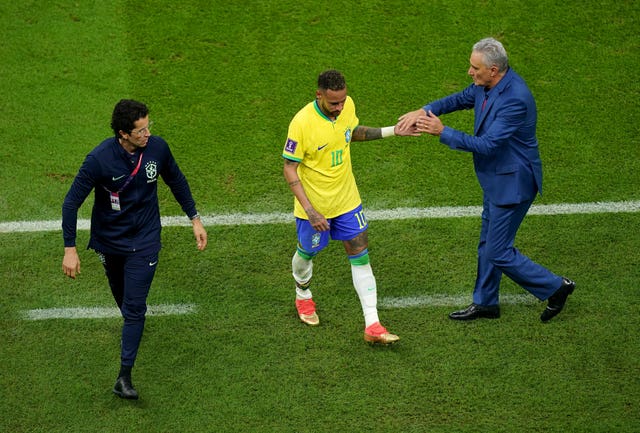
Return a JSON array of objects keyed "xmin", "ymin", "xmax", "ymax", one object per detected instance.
[
  {"xmin": 381, "ymin": 126, "xmax": 395, "ymax": 138},
  {"xmin": 190, "ymin": 213, "xmax": 201, "ymax": 221}
]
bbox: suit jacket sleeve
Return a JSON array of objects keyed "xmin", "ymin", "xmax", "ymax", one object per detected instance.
[
  {"xmin": 440, "ymin": 94, "xmax": 529, "ymax": 157},
  {"xmin": 423, "ymin": 83, "xmax": 476, "ymax": 116}
]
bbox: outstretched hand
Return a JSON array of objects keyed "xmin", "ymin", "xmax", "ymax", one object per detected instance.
[
  {"xmin": 393, "ymin": 118, "xmax": 422, "ymax": 137},
  {"xmin": 415, "ymin": 110, "xmax": 444, "ymax": 136},
  {"xmin": 397, "ymin": 109, "xmax": 427, "ymax": 132}
]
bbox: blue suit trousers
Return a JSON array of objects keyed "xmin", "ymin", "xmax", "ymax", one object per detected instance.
[{"xmin": 472, "ymin": 196, "xmax": 563, "ymax": 306}]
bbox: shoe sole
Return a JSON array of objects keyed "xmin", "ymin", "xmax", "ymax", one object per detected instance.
[
  {"xmin": 113, "ymin": 389, "xmax": 139, "ymax": 400},
  {"xmin": 541, "ymin": 282, "xmax": 575, "ymax": 322},
  {"xmin": 364, "ymin": 334, "xmax": 400, "ymax": 345},
  {"xmin": 298, "ymin": 313, "xmax": 319, "ymax": 326},
  {"xmin": 449, "ymin": 313, "xmax": 500, "ymax": 320}
]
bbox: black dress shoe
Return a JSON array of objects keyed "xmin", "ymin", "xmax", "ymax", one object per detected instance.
[
  {"xmin": 541, "ymin": 277, "xmax": 575, "ymax": 322},
  {"xmin": 113, "ymin": 376, "xmax": 139, "ymax": 400},
  {"xmin": 449, "ymin": 303, "xmax": 500, "ymax": 320}
]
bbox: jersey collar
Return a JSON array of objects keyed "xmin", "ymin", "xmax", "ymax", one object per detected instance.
[{"xmin": 314, "ymin": 100, "xmax": 336, "ymax": 122}]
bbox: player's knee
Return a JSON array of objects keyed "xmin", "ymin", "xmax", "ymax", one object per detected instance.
[
  {"xmin": 344, "ymin": 232, "xmax": 368, "ymax": 256},
  {"xmin": 295, "ymin": 246, "xmax": 318, "ymax": 261}
]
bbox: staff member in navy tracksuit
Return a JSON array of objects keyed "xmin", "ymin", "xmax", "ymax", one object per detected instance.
[{"xmin": 62, "ymin": 99, "xmax": 207, "ymax": 400}]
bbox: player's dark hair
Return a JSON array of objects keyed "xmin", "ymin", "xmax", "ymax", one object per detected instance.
[
  {"xmin": 318, "ymin": 70, "xmax": 346, "ymax": 91},
  {"xmin": 111, "ymin": 99, "xmax": 149, "ymax": 138}
]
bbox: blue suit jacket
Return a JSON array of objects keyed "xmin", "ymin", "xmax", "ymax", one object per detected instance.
[{"xmin": 425, "ymin": 68, "xmax": 543, "ymax": 206}]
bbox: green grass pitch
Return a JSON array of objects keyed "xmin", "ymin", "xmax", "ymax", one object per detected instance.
[{"xmin": 1, "ymin": 1, "xmax": 638, "ymax": 432}]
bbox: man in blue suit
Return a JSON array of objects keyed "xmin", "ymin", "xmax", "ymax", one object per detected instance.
[{"xmin": 399, "ymin": 37, "xmax": 575, "ymax": 322}]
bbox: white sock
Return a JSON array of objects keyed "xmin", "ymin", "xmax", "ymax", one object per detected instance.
[
  {"xmin": 292, "ymin": 251, "xmax": 313, "ymax": 300},
  {"xmin": 295, "ymin": 286, "xmax": 313, "ymax": 300},
  {"xmin": 351, "ymin": 263, "xmax": 379, "ymax": 328}
]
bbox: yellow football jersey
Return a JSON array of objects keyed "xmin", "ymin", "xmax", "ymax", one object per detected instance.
[{"xmin": 283, "ymin": 96, "xmax": 361, "ymax": 219}]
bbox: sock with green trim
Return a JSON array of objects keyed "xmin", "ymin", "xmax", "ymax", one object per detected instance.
[
  {"xmin": 349, "ymin": 251, "xmax": 379, "ymax": 328},
  {"xmin": 292, "ymin": 249, "xmax": 313, "ymax": 300}
]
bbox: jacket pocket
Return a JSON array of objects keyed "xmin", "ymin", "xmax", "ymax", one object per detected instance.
[{"xmin": 491, "ymin": 165, "xmax": 520, "ymax": 205}]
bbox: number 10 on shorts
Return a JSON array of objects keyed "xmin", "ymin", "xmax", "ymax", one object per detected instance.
[{"xmin": 354, "ymin": 210, "xmax": 367, "ymax": 229}]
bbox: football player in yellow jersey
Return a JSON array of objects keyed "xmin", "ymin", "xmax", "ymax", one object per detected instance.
[{"xmin": 282, "ymin": 70, "xmax": 419, "ymax": 344}]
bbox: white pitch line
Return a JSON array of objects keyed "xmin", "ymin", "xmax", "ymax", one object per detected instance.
[
  {"xmin": 379, "ymin": 293, "xmax": 537, "ymax": 309},
  {"xmin": 1, "ymin": 200, "xmax": 639, "ymax": 233},
  {"xmin": 7, "ymin": 200, "xmax": 639, "ymax": 320},
  {"xmin": 22, "ymin": 303, "xmax": 196, "ymax": 321},
  {"xmin": 21, "ymin": 295, "xmax": 531, "ymax": 321}
]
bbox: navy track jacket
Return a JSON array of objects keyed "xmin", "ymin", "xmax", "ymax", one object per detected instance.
[{"xmin": 62, "ymin": 136, "xmax": 198, "ymax": 254}]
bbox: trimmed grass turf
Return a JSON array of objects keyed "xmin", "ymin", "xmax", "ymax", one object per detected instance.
[
  {"xmin": 2, "ymin": 215, "xmax": 639, "ymax": 432},
  {"xmin": 1, "ymin": 0, "xmax": 639, "ymax": 432}
]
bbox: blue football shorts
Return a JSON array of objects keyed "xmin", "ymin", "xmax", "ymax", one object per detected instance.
[{"xmin": 296, "ymin": 204, "xmax": 368, "ymax": 254}]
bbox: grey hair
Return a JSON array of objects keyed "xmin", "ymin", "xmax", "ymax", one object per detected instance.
[{"xmin": 473, "ymin": 38, "xmax": 509, "ymax": 72}]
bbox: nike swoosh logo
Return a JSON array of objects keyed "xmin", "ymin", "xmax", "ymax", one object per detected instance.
[
  {"xmin": 317, "ymin": 143, "xmax": 328, "ymax": 151},
  {"xmin": 149, "ymin": 261, "xmax": 158, "ymax": 266},
  {"xmin": 112, "ymin": 175, "xmax": 126, "ymax": 181}
]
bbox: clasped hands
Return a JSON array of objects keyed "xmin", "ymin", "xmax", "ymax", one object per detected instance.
[{"xmin": 394, "ymin": 109, "xmax": 443, "ymax": 137}]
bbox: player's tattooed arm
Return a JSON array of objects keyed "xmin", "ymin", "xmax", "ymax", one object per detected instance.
[
  {"xmin": 283, "ymin": 158, "xmax": 329, "ymax": 231},
  {"xmin": 284, "ymin": 159, "xmax": 301, "ymax": 187},
  {"xmin": 352, "ymin": 126, "xmax": 383, "ymax": 141}
]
